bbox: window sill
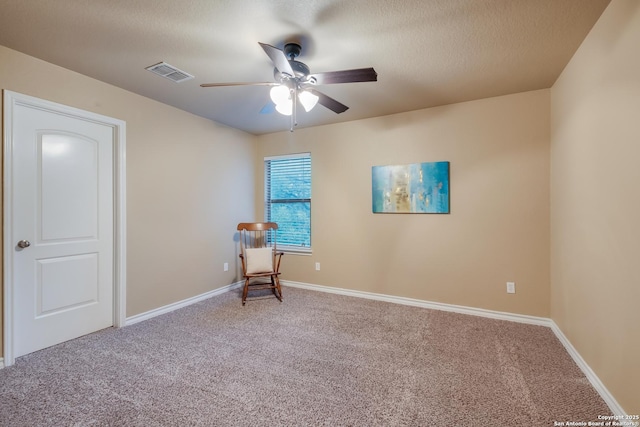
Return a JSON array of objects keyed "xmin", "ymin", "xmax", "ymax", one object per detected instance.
[{"xmin": 278, "ymin": 246, "xmax": 312, "ymax": 256}]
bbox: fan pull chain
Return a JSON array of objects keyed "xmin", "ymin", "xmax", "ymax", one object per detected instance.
[{"xmin": 289, "ymin": 86, "xmax": 298, "ymax": 132}]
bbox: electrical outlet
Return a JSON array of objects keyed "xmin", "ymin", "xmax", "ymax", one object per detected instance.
[
  {"xmin": 315, "ymin": 262, "xmax": 320, "ymax": 271},
  {"xmin": 506, "ymin": 282, "xmax": 516, "ymax": 294},
  {"xmin": 224, "ymin": 262, "xmax": 229, "ymax": 272}
]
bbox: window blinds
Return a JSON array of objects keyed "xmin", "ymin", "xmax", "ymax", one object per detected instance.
[{"xmin": 264, "ymin": 153, "xmax": 311, "ymax": 248}]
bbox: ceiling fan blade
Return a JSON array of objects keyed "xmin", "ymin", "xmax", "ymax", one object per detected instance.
[
  {"xmin": 308, "ymin": 67, "xmax": 377, "ymax": 85},
  {"xmin": 258, "ymin": 42, "xmax": 295, "ymax": 77},
  {"xmin": 307, "ymin": 89, "xmax": 349, "ymax": 114},
  {"xmin": 200, "ymin": 82, "xmax": 278, "ymax": 88},
  {"xmin": 259, "ymin": 101, "xmax": 276, "ymax": 114}
]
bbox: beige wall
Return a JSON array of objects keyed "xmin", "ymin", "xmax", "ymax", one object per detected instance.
[
  {"xmin": 0, "ymin": 45, "xmax": 257, "ymax": 357},
  {"xmin": 257, "ymin": 89, "xmax": 551, "ymax": 317},
  {"xmin": 550, "ymin": 0, "xmax": 640, "ymax": 414}
]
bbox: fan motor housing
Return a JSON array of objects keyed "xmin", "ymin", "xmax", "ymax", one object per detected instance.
[
  {"xmin": 274, "ymin": 60, "xmax": 310, "ymax": 81},
  {"xmin": 289, "ymin": 60, "xmax": 310, "ymax": 77},
  {"xmin": 272, "ymin": 42, "xmax": 310, "ymax": 82}
]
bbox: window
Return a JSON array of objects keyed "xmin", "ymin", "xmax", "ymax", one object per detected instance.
[{"xmin": 264, "ymin": 153, "xmax": 311, "ymax": 252}]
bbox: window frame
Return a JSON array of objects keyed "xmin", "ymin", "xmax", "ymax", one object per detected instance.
[{"xmin": 264, "ymin": 152, "xmax": 312, "ymax": 254}]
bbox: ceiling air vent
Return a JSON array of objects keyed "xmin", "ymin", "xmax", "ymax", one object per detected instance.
[{"xmin": 145, "ymin": 62, "xmax": 194, "ymax": 83}]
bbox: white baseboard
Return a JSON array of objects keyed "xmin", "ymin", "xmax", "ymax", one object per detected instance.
[
  {"xmin": 549, "ymin": 321, "xmax": 627, "ymax": 416},
  {"xmin": 125, "ymin": 281, "xmax": 243, "ymax": 326},
  {"xmin": 282, "ymin": 280, "xmax": 627, "ymax": 415},
  {"xmin": 0, "ymin": 357, "xmax": 4, "ymax": 369},
  {"xmin": 282, "ymin": 280, "xmax": 550, "ymax": 326}
]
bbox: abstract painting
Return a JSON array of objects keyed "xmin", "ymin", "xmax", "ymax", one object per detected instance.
[{"xmin": 372, "ymin": 161, "xmax": 450, "ymax": 213}]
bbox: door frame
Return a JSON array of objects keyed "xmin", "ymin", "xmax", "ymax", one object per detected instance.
[{"xmin": 2, "ymin": 90, "xmax": 127, "ymax": 367}]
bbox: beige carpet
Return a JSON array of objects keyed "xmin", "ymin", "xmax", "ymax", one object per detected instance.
[{"xmin": 0, "ymin": 286, "xmax": 610, "ymax": 426}]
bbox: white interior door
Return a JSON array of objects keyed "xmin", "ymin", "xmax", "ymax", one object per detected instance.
[{"xmin": 4, "ymin": 92, "xmax": 126, "ymax": 364}]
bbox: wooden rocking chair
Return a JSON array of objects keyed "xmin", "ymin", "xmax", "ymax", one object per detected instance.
[{"xmin": 237, "ymin": 222, "xmax": 284, "ymax": 305}]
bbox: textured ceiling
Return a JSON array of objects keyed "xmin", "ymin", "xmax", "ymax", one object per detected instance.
[{"xmin": 0, "ymin": 0, "xmax": 610, "ymax": 135}]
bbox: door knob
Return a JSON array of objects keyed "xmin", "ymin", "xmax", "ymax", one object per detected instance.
[{"xmin": 17, "ymin": 240, "xmax": 31, "ymax": 248}]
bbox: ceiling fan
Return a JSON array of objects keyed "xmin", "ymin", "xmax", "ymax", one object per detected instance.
[{"xmin": 201, "ymin": 42, "xmax": 377, "ymax": 131}]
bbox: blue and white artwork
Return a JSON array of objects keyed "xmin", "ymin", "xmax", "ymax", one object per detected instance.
[{"xmin": 372, "ymin": 161, "xmax": 450, "ymax": 213}]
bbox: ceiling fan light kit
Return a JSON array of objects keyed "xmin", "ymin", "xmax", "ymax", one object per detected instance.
[
  {"xmin": 269, "ymin": 85, "xmax": 319, "ymax": 116},
  {"xmin": 269, "ymin": 84, "xmax": 291, "ymax": 106},
  {"xmin": 201, "ymin": 41, "xmax": 377, "ymax": 131},
  {"xmin": 299, "ymin": 90, "xmax": 319, "ymax": 112}
]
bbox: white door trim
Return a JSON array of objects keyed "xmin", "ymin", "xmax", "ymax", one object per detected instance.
[{"xmin": 2, "ymin": 90, "xmax": 127, "ymax": 367}]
